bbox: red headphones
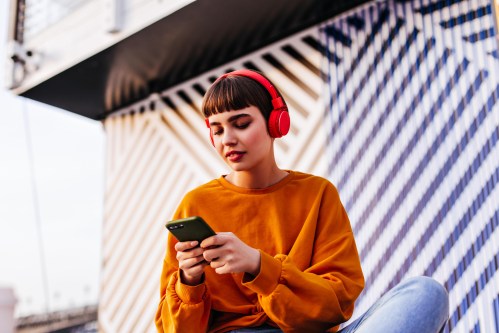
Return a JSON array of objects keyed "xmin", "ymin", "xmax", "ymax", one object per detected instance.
[{"xmin": 205, "ymin": 70, "xmax": 290, "ymax": 146}]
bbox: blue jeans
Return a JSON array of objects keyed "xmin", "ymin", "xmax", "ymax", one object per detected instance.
[{"xmin": 229, "ymin": 276, "xmax": 449, "ymax": 333}]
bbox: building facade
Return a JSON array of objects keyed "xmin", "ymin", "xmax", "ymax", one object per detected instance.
[{"xmin": 6, "ymin": 0, "xmax": 499, "ymax": 332}]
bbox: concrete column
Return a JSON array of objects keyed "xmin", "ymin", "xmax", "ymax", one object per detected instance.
[{"xmin": 0, "ymin": 287, "xmax": 17, "ymax": 333}]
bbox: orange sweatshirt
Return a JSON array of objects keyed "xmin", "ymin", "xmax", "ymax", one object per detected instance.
[{"xmin": 155, "ymin": 171, "xmax": 364, "ymax": 333}]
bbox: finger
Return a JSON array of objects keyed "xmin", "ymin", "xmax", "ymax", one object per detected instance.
[
  {"xmin": 179, "ymin": 255, "xmax": 207, "ymax": 270},
  {"xmin": 214, "ymin": 265, "xmax": 228, "ymax": 275},
  {"xmin": 176, "ymin": 246, "xmax": 204, "ymax": 261},
  {"xmin": 200, "ymin": 235, "xmax": 220, "ymax": 249},
  {"xmin": 175, "ymin": 241, "xmax": 199, "ymax": 252},
  {"xmin": 201, "ymin": 232, "xmax": 234, "ymax": 248},
  {"xmin": 181, "ymin": 264, "xmax": 206, "ymax": 279},
  {"xmin": 203, "ymin": 247, "xmax": 226, "ymax": 262},
  {"xmin": 205, "ymin": 232, "xmax": 239, "ymax": 248},
  {"xmin": 210, "ymin": 260, "xmax": 225, "ymax": 269}
]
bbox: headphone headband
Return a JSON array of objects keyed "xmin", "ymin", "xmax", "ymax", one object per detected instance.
[
  {"xmin": 218, "ymin": 70, "xmax": 287, "ymax": 110},
  {"xmin": 219, "ymin": 70, "xmax": 279, "ymax": 99}
]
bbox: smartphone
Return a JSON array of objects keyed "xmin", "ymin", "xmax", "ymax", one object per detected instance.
[{"xmin": 165, "ymin": 216, "xmax": 216, "ymax": 243}]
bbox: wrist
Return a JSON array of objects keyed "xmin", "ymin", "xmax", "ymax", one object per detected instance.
[
  {"xmin": 180, "ymin": 269, "xmax": 204, "ymax": 286},
  {"xmin": 247, "ymin": 249, "xmax": 261, "ymax": 276}
]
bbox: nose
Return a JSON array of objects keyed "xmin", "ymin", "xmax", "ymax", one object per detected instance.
[{"xmin": 221, "ymin": 128, "xmax": 237, "ymax": 146}]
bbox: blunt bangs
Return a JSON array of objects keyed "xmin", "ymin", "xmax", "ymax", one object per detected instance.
[{"xmin": 202, "ymin": 75, "xmax": 273, "ymax": 120}]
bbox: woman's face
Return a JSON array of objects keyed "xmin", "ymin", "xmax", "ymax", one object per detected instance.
[{"xmin": 207, "ymin": 106, "xmax": 274, "ymax": 172}]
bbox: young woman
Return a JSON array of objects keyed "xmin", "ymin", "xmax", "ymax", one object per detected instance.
[{"xmin": 155, "ymin": 70, "xmax": 449, "ymax": 333}]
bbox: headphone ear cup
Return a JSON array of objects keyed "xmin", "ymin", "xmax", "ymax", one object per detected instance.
[{"xmin": 268, "ymin": 109, "xmax": 290, "ymax": 138}]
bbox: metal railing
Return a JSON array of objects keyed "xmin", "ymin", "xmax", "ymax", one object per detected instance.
[{"xmin": 13, "ymin": 0, "xmax": 92, "ymax": 42}]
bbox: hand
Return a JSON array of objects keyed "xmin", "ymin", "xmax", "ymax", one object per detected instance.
[
  {"xmin": 201, "ymin": 232, "xmax": 261, "ymax": 276},
  {"xmin": 175, "ymin": 241, "xmax": 209, "ymax": 285}
]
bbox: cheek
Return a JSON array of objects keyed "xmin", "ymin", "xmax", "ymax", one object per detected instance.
[
  {"xmin": 215, "ymin": 142, "xmax": 224, "ymax": 156},
  {"xmin": 246, "ymin": 128, "xmax": 264, "ymax": 143},
  {"xmin": 241, "ymin": 125, "xmax": 266, "ymax": 146},
  {"xmin": 247, "ymin": 128, "xmax": 272, "ymax": 152}
]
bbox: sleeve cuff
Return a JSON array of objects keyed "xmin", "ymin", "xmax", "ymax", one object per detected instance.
[
  {"xmin": 242, "ymin": 250, "xmax": 282, "ymax": 296},
  {"xmin": 174, "ymin": 271, "xmax": 207, "ymax": 304}
]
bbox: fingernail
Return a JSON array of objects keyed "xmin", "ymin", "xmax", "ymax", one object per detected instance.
[{"xmin": 191, "ymin": 241, "xmax": 198, "ymax": 246}]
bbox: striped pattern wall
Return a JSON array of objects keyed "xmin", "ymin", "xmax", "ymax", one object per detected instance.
[
  {"xmin": 321, "ymin": 1, "xmax": 499, "ymax": 332},
  {"xmin": 99, "ymin": 26, "xmax": 332, "ymax": 332}
]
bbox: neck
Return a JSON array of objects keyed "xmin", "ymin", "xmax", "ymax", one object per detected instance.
[{"xmin": 226, "ymin": 164, "xmax": 288, "ymax": 189}]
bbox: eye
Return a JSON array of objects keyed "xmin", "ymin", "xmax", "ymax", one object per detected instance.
[
  {"xmin": 235, "ymin": 121, "xmax": 251, "ymax": 129},
  {"xmin": 212, "ymin": 127, "xmax": 223, "ymax": 136}
]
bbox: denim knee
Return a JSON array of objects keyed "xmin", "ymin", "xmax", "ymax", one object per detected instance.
[
  {"xmin": 406, "ymin": 276, "xmax": 448, "ymax": 300},
  {"xmin": 404, "ymin": 276, "xmax": 449, "ymax": 319}
]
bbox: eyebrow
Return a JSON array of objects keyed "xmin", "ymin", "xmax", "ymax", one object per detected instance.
[{"xmin": 209, "ymin": 113, "xmax": 251, "ymax": 126}]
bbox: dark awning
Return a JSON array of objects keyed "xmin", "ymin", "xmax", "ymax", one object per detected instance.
[{"xmin": 20, "ymin": 0, "xmax": 369, "ymax": 120}]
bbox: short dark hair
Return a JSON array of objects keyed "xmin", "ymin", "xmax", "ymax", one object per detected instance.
[{"xmin": 202, "ymin": 71, "xmax": 276, "ymax": 121}]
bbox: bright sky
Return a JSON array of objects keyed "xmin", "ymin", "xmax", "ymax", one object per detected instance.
[{"xmin": 0, "ymin": 3, "xmax": 104, "ymax": 317}]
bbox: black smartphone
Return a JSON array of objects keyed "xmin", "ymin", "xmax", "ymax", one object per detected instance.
[{"xmin": 165, "ymin": 216, "xmax": 216, "ymax": 243}]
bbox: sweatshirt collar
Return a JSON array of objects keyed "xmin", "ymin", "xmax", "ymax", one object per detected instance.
[{"xmin": 217, "ymin": 170, "xmax": 294, "ymax": 194}]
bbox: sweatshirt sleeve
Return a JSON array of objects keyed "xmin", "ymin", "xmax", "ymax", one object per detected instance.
[
  {"xmin": 155, "ymin": 232, "xmax": 212, "ymax": 332},
  {"xmin": 242, "ymin": 182, "xmax": 364, "ymax": 333}
]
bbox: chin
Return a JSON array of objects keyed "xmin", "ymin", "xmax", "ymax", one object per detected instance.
[
  {"xmin": 227, "ymin": 162, "xmax": 252, "ymax": 172},
  {"xmin": 229, "ymin": 165, "xmax": 246, "ymax": 172}
]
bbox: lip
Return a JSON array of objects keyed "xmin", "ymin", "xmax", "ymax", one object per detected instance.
[{"xmin": 226, "ymin": 150, "xmax": 245, "ymax": 162}]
